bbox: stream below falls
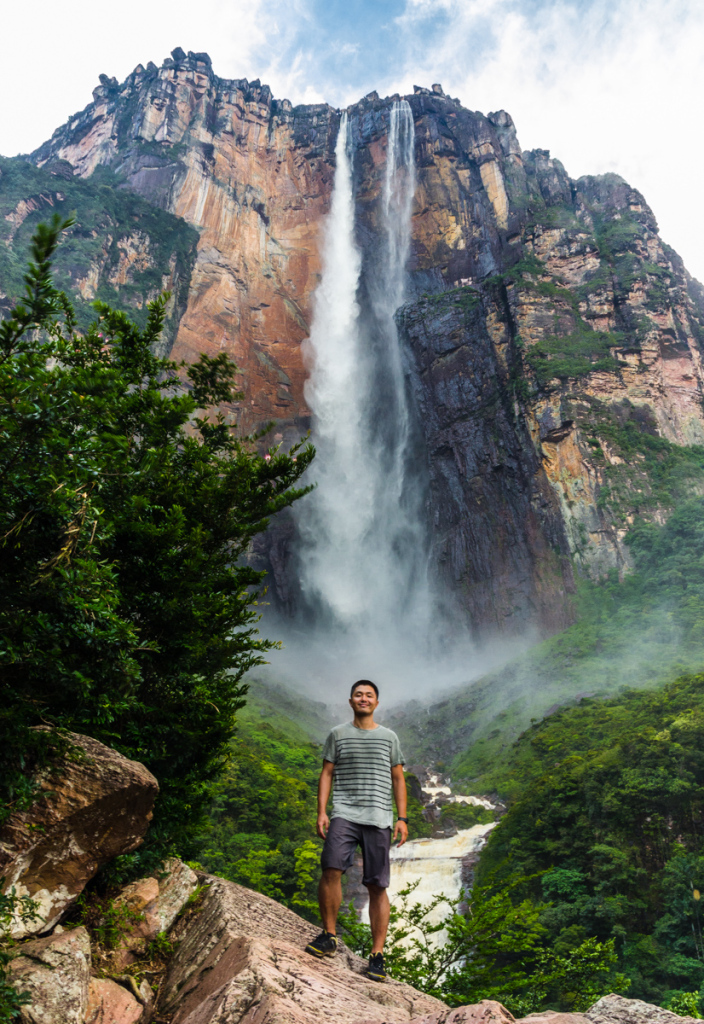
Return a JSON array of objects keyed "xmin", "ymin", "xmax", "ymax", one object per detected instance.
[{"xmin": 358, "ymin": 820, "xmax": 498, "ymax": 946}]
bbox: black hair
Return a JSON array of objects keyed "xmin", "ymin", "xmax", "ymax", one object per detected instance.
[{"xmin": 350, "ymin": 679, "xmax": 379, "ymax": 699}]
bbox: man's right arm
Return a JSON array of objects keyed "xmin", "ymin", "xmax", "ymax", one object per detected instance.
[{"xmin": 317, "ymin": 760, "xmax": 335, "ymax": 839}]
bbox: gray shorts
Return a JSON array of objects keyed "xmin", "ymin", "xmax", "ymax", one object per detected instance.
[{"xmin": 321, "ymin": 816, "xmax": 391, "ymax": 889}]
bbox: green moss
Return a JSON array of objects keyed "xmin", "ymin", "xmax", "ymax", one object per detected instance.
[
  {"xmin": 416, "ymin": 285, "xmax": 482, "ymax": 326},
  {"xmin": 596, "ymin": 213, "xmax": 644, "ymax": 259},
  {"xmin": 526, "ymin": 328, "xmax": 622, "ymax": 385},
  {"xmin": 579, "ymin": 400, "xmax": 704, "ymax": 521}
]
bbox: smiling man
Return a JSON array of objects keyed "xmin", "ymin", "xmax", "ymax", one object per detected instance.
[{"xmin": 304, "ymin": 679, "xmax": 408, "ymax": 981}]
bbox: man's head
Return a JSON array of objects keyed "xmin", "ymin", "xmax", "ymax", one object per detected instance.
[{"xmin": 349, "ymin": 679, "xmax": 379, "ymax": 717}]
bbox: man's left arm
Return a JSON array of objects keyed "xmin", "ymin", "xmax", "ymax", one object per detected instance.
[{"xmin": 391, "ymin": 764, "xmax": 408, "ymax": 846}]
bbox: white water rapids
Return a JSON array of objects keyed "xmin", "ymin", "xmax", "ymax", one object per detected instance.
[{"xmin": 360, "ymin": 821, "xmax": 497, "ymax": 947}]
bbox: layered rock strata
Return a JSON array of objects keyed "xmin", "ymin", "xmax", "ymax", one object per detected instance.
[
  {"xmin": 0, "ymin": 730, "xmax": 158, "ymax": 937},
  {"xmin": 161, "ymin": 873, "xmax": 444, "ymax": 1023},
  {"xmin": 24, "ymin": 51, "xmax": 704, "ymax": 633}
]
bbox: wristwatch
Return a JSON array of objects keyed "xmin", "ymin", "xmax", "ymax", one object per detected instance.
[{"xmin": 396, "ymin": 817, "xmax": 408, "ymax": 823}]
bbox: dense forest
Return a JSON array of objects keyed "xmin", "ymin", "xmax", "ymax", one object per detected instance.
[{"xmin": 477, "ymin": 674, "xmax": 704, "ymax": 1008}]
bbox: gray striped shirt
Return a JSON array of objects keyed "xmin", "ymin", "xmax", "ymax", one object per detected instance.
[{"xmin": 323, "ymin": 723, "xmax": 405, "ymax": 829}]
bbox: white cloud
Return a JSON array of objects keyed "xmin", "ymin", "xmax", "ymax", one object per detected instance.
[
  {"xmin": 0, "ymin": 0, "xmax": 297, "ymax": 156},
  {"xmin": 388, "ymin": 0, "xmax": 704, "ymax": 280},
  {"xmin": 1, "ymin": 0, "xmax": 702, "ymax": 280}
]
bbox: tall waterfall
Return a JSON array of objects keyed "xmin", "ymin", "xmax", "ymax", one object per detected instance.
[{"xmin": 292, "ymin": 102, "xmax": 435, "ymax": 693}]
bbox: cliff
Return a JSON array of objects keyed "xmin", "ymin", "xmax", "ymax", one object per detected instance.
[
  {"xmin": 17, "ymin": 50, "xmax": 704, "ymax": 635},
  {"xmin": 0, "ymin": 155, "xmax": 197, "ymax": 351}
]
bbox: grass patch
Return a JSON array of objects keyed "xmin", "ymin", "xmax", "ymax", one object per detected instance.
[{"xmin": 526, "ymin": 328, "xmax": 622, "ymax": 385}]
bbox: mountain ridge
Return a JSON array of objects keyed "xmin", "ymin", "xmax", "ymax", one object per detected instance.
[{"xmin": 5, "ymin": 46, "xmax": 704, "ymax": 636}]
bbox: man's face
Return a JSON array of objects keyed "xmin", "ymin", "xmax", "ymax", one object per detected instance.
[{"xmin": 349, "ymin": 686, "xmax": 379, "ymax": 716}]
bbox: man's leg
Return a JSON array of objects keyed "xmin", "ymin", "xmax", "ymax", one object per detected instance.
[
  {"xmin": 366, "ymin": 883, "xmax": 390, "ymax": 954},
  {"xmin": 318, "ymin": 868, "xmax": 343, "ymax": 934},
  {"xmin": 306, "ymin": 818, "xmax": 359, "ymax": 956},
  {"xmin": 360, "ymin": 825, "xmax": 392, "ymax": 972}
]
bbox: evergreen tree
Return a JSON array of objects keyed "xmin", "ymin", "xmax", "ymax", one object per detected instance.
[{"xmin": 0, "ymin": 216, "xmax": 314, "ymax": 869}]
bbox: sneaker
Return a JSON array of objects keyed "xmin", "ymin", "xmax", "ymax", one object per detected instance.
[
  {"xmin": 305, "ymin": 931, "xmax": 338, "ymax": 958},
  {"xmin": 366, "ymin": 951, "xmax": 387, "ymax": 981}
]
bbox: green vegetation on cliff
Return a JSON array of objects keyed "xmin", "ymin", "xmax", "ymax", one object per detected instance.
[
  {"xmin": 0, "ymin": 219, "xmax": 314, "ymax": 873},
  {"xmin": 0, "ymin": 157, "xmax": 197, "ymax": 345}
]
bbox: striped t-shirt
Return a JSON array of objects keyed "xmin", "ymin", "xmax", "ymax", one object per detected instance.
[{"xmin": 323, "ymin": 722, "xmax": 405, "ymax": 829}]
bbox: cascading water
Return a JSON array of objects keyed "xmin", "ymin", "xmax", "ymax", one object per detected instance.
[{"xmin": 291, "ymin": 102, "xmax": 436, "ymax": 694}]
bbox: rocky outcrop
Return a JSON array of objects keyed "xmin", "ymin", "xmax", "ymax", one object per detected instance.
[
  {"xmin": 586, "ymin": 995, "xmax": 701, "ymax": 1024},
  {"xmin": 107, "ymin": 858, "xmax": 198, "ymax": 968},
  {"xmin": 9, "ymin": 926, "xmax": 91, "ymax": 1024},
  {"xmin": 19, "ymin": 50, "xmax": 704, "ymax": 635},
  {"xmin": 362, "ymin": 1001, "xmax": 516, "ymax": 1024},
  {"xmin": 160, "ymin": 873, "xmax": 444, "ymax": 1023},
  {"xmin": 31, "ymin": 50, "xmax": 333, "ymax": 439},
  {"xmin": 0, "ymin": 155, "xmax": 198, "ymax": 352},
  {"xmin": 0, "ymin": 731, "xmax": 159, "ymax": 937},
  {"xmin": 85, "ymin": 978, "xmax": 146, "ymax": 1024}
]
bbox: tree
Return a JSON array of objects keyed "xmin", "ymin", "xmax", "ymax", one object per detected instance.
[
  {"xmin": 340, "ymin": 878, "xmax": 627, "ymax": 1015},
  {"xmin": 0, "ymin": 216, "xmax": 314, "ymax": 870}
]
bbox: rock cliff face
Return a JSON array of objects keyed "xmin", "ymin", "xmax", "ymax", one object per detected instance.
[
  {"xmin": 24, "ymin": 51, "xmax": 704, "ymax": 635},
  {"xmin": 0, "ymin": 155, "xmax": 197, "ymax": 350}
]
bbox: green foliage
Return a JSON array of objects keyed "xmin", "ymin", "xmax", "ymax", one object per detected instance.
[
  {"xmin": 0, "ymin": 887, "xmax": 39, "ymax": 1023},
  {"xmin": 0, "ymin": 157, "xmax": 198, "ymax": 340},
  {"xmin": 71, "ymin": 890, "xmax": 144, "ymax": 950},
  {"xmin": 436, "ymin": 801, "xmax": 494, "ymax": 832},
  {"xmin": 405, "ymin": 774, "xmax": 433, "ymax": 839},
  {"xmin": 341, "ymin": 878, "xmax": 626, "ymax": 1014},
  {"xmin": 666, "ymin": 992, "xmax": 702, "ymax": 1017},
  {"xmin": 400, "ymin": 487, "xmax": 704, "ymax": 793},
  {"xmin": 477, "ymin": 673, "xmax": 704, "ymax": 1003},
  {"xmin": 146, "ymin": 931, "xmax": 175, "ymax": 959},
  {"xmin": 417, "ymin": 285, "xmax": 481, "ymax": 322},
  {"xmin": 582, "ymin": 400, "xmax": 704, "ymax": 521},
  {"xmin": 596, "ymin": 213, "xmax": 644, "ymax": 260},
  {"xmin": 338, "ymin": 900, "xmax": 374, "ymax": 958},
  {"xmin": 526, "ymin": 328, "xmax": 621, "ymax": 385},
  {"xmin": 0, "ymin": 217, "xmax": 314, "ymax": 872},
  {"xmin": 196, "ymin": 712, "xmax": 324, "ymax": 919}
]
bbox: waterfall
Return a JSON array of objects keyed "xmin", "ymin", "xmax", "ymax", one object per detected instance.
[{"xmin": 292, "ymin": 101, "xmax": 434, "ymax": 693}]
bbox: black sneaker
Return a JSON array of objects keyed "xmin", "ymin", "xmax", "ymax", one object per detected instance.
[
  {"xmin": 366, "ymin": 951, "xmax": 387, "ymax": 981},
  {"xmin": 305, "ymin": 931, "xmax": 338, "ymax": 958}
]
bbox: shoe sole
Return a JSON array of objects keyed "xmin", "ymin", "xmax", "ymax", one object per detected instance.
[
  {"xmin": 365, "ymin": 970, "xmax": 387, "ymax": 982},
  {"xmin": 305, "ymin": 945, "xmax": 337, "ymax": 958}
]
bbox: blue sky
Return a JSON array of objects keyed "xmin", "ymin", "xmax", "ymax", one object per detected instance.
[{"xmin": 2, "ymin": 0, "xmax": 704, "ymax": 279}]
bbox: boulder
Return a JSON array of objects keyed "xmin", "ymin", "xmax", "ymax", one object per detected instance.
[
  {"xmin": 154, "ymin": 858, "xmax": 199, "ymax": 933},
  {"xmin": 160, "ymin": 874, "xmax": 445, "ymax": 1023},
  {"xmin": 357, "ymin": 1001, "xmax": 516, "ymax": 1024},
  {"xmin": 109, "ymin": 858, "xmax": 198, "ymax": 965},
  {"xmin": 0, "ymin": 730, "xmax": 159, "ymax": 937},
  {"xmin": 85, "ymin": 978, "xmax": 144, "ymax": 1024},
  {"xmin": 518, "ymin": 1014, "xmax": 588, "ymax": 1024},
  {"xmin": 8, "ymin": 925, "xmax": 91, "ymax": 1024},
  {"xmin": 587, "ymin": 995, "xmax": 701, "ymax": 1024}
]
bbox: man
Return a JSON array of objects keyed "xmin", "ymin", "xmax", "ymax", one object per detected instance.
[{"xmin": 304, "ymin": 679, "xmax": 408, "ymax": 981}]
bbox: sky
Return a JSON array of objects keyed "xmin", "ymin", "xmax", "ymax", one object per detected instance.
[{"xmin": 3, "ymin": 0, "xmax": 703, "ymax": 280}]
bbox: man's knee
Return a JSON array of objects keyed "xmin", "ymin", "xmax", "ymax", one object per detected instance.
[
  {"xmin": 365, "ymin": 882, "xmax": 388, "ymax": 898},
  {"xmin": 322, "ymin": 867, "xmax": 343, "ymax": 882}
]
